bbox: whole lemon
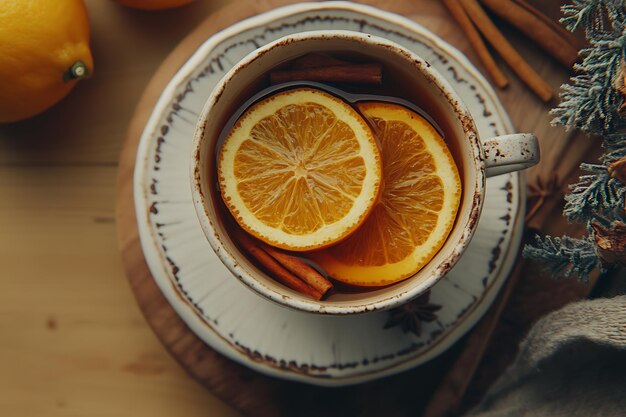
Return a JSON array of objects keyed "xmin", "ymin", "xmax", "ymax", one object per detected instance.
[
  {"xmin": 0, "ymin": 0, "xmax": 93, "ymax": 123},
  {"xmin": 114, "ymin": 0, "xmax": 194, "ymax": 10}
]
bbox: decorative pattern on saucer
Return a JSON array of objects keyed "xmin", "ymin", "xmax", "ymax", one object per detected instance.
[
  {"xmin": 133, "ymin": 1, "xmax": 524, "ymax": 386},
  {"xmin": 384, "ymin": 291, "xmax": 443, "ymax": 337}
]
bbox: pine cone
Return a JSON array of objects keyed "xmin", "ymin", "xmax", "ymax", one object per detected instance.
[
  {"xmin": 608, "ymin": 156, "xmax": 626, "ymax": 185},
  {"xmin": 591, "ymin": 221, "xmax": 626, "ymax": 266}
]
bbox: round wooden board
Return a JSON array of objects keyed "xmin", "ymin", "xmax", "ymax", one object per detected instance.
[{"xmin": 116, "ymin": 1, "xmax": 569, "ymax": 416}]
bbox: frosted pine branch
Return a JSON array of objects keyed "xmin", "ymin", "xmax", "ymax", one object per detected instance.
[
  {"xmin": 525, "ymin": 1, "xmax": 625, "ymax": 282},
  {"xmin": 561, "ymin": 0, "xmax": 626, "ymax": 35},
  {"xmin": 523, "ymin": 235, "xmax": 602, "ymax": 283},
  {"xmin": 563, "ymin": 163, "xmax": 626, "ymax": 223},
  {"xmin": 550, "ymin": 35, "xmax": 625, "ymax": 134},
  {"xmin": 602, "ymin": 133, "xmax": 626, "ymax": 163}
]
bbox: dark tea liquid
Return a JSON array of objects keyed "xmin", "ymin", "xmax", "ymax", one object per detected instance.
[{"xmin": 209, "ymin": 52, "xmax": 464, "ymax": 297}]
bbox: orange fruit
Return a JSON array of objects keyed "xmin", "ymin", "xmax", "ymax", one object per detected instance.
[
  {"xmin": 114, "ymin": 0, "xmax": 194, "ymax": 10},
  {"xmin": 312, "ymin": 102, "xmax": 461, "ymax": 286},
  {"xmin": 0, "ymin": 0, "xmax": 93, "ymax": 123},
  {"xmin": 218, "ymin": 88, "xmax": 382, "ymax": 251}
]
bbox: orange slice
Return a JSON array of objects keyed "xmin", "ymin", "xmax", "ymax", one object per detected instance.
[
  {"xmin": 218, "ymin": 88, "xmax": 382, "ymax": 251},
  {"xmin": 311, "ymin": 102, "xmax": 461, "ymax": 286}
]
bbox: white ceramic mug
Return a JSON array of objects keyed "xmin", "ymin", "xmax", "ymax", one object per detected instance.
[{"xmin": 191, "ymin": 31, "xmax": 539, "ymax": 314}]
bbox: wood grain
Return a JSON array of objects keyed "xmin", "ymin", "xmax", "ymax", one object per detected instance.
[
  {"xmin": 0, "ymin": 0, "xmax": 241, "ymax": 416},
  {"xmin": 0, "ymin": 167, "xmax": 240, "ymax": 417}
]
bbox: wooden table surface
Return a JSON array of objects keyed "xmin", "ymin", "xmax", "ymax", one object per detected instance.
[
  {"xmin": 0, "ymin": 0, "xmax": 578, "ymax": 416},
  {"xmin": 0, "ymin": 1, "xmax": 241, "ymax": 416}
]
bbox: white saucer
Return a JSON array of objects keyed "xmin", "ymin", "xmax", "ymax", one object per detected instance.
[{"xmin": 133, "ymin": 1, "xmax": 524, "ymax": 386}]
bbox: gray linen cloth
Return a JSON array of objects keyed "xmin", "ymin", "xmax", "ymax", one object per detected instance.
[{"xmin": 468, "ymin": 295, "xmax": 626, "ymax": 417}]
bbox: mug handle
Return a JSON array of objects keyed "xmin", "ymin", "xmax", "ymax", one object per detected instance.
[{"xmin": 482, "ymin": 133, "xmax": 540, "ymax": 177}]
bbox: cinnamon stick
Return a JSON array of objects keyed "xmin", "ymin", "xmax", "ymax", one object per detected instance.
[
  {"xmin": 270, "ymin": 63, "xmax": 383, "ymax": 85},
  {"xmin": 480, "ymin": 0, "xmax": 579, "ymax": 68},
  {"xmin": 235, "ymin": 231, "xmax": 323, "ymax": 300},
  {"xmin": 261, "ymin": 244, "xmax": 333, "ymax": 296},
  {"xmin": 513, "ymin": 0, "xmax": 584, "ymax": 51},
  {"xmin": 459, "ymin": 0, "xmax": 554, "ymax": 101},
  {"xmin": 443, "ymin": 0, "xmax": 509, "ymax": 88}
]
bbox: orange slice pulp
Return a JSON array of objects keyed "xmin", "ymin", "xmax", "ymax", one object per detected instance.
[
  {"xmin": 311, "ymin": 102, "xmax": 462, "ymax": 286},
  {"xmin": 218, "ymin": 88, "xmax": 382, "ymax": 251}
]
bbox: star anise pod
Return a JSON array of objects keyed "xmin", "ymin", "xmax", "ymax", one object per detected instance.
[
  {"xmin": 384, "ymin": 291, "xmax": 442, "ymax": 336},
  {"xmin": 526, "ymin": 173, "xmax": 561, "ymax": 222}
]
